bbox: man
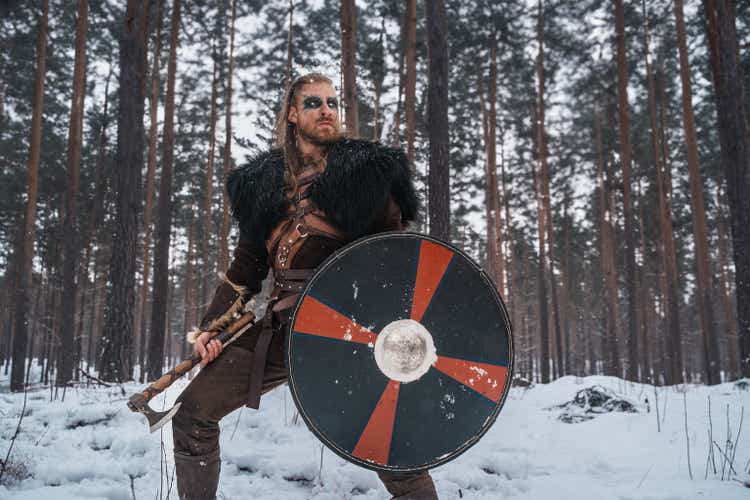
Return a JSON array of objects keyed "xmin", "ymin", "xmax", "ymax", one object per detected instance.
[{"xmin": 171, "ymin": 73, "xmax": 438, "ymax": 500}]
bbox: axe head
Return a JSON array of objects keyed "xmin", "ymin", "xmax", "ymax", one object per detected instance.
[{"xmin": 128, "ymin": 393, "xmax": 183, "ymax": 433}]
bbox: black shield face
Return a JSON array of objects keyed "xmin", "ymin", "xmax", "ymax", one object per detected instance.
[{"xmin": 287, "ymin": 232, "xmax": 513, "ymax": 472}]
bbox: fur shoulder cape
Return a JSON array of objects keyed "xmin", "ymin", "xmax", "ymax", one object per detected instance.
[{"xmin": 226, "ymin": 138, "xmax": 420, "ymax": 246}]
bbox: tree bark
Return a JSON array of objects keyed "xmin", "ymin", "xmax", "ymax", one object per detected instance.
[
  {"xmin": 595, "ymin": 103, "xmax": 620, "ymax": 378},
  {"xmin": 703, "ymin": 0, "xmax": 750, "ymax": 377},
  {"xmin": 536, "ymin": 0, "xmax": 563, "ymax": 378},
  {"xmin": 202, "ymin": 39, "xmax": 219, "ymax": 316},
  {"xmin": 285, "ymin": 0, "xmax": 294, "ymax": 91},
  {"xmin": 716, "ymin": 186, "xmax": 739, "ymax": 378},
  {"xmin": 136, "ymin": 0, "xmax": 162, "ymax": 382},
  {"xmin": 614, "ymin": 0, "xmax": 639, "ymax": 382},
  {"xmin": 674, "ymin": 0, "xmax": 721, "ymax": 384},
  {"xmin": 340, "ymin": 0, "xmax": 359, "ymax": 137},
  {"xmin": 477, "ymin": 32, "xmax": 504, "ymax": 293},
  {"xmin": 218, "ymin": 0, "xmax": 237, "ymax": 273},
  {"xmin": 57, "ymin": 0, "xmax": 89, "ymax": 386},
  {"xmin": 391, "ymin": 10, "xmax": 404, "ymax": 146},
  {"xmin": 643, "ymin": 3, "xmax": 683, "ymax": 384},
  {"xmin": 405, "ymin": 0, "xmax": 417, "ymax": 166},
  {"xmin": 147, "ymin": 0, "xmax": 180, "ymax": 382},
  {"xmin": 12, "ymin": 0, "xmax": 48, "ymax": 392},
  {"xmin": 100, "ymin": 0, "xmax": 148, "ymax": 382},
  {"xmin": 373, "ymin": 15, "xmax": 385, "ymax": 141},
  {"xmin": 425, "ymin": 0, "xmax": 450, "ymax": 241}
]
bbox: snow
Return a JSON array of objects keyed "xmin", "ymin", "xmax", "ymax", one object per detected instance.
[{"xmin": 1, "ymin": 370, "xmax": 748, "ymax": 499}]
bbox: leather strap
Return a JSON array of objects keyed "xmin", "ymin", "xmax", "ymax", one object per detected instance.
[
  {"xmin": 246, "ymin": 312, "xmax": 274, "ymax": 409},
  {"xmin": 275, "ymin": 268, "xmax": 314, "ymax": 280}
]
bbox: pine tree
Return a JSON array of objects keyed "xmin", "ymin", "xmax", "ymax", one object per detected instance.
[
  {"xmin": 100, "ymin": 0, "xmax": 149, "ymax": 382},
  {"xmin": 58, "ymin": 0, "xmax": 90, "ymax": 386},
  {"xmin": 11, "ymin": 0, "xmax": 49, "ymax": 392},
  {"xmin": 148, "ymin": 0, "xmax": 181, "ymax": 381}
]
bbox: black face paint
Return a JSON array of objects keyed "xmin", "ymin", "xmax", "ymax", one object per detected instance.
[
  {"xmin": 302, "ymin": 96, "xmax": 322, "ymax": 110},
  {"xmin": 302, "ymin": 95, "xmax": 339, "ymax": 111}
]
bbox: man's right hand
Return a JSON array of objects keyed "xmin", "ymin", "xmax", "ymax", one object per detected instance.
[{"xmin": 194, "ymin": 331, "xmax": 223, "ymax": 368}]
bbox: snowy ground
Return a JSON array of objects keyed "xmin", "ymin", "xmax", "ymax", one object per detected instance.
[{"xmin": 1, "ymin": 368, "xmax": 748, "ymax": 500}]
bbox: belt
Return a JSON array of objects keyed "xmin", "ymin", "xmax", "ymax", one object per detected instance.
[
  {"xmin": 245, "ymin": 268, "xmax": 315, "ymax": 409},
  {"xmin": 273, "ymin": 268, "xmax": 315, "ymax": 292}
]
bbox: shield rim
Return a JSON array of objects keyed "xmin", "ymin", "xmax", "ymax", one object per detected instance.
[{"xmin": 286, "ymin": 231, "xmax": 514, "ymax": 472}]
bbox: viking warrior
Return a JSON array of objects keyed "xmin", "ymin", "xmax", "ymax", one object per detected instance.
[{"xmin": 172, "ymin": 73, "xmax": 438, "ymax": 499}]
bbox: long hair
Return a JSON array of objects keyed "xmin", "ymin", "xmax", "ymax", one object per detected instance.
[{"xmin": 273, "ymin": 72, "xmax": 334, "ymax": 197}]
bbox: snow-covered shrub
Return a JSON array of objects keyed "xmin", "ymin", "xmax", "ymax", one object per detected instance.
[
  {"xmin": 0, "ymin": 455, "xmax": 32, "ymax": 486},
  {"xmin": 550, "ymin": 385, "xmax": 640, "ymax": 423}
]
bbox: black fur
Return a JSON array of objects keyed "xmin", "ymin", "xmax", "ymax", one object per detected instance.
[{"xmin": 226, "ymin": 139, "xmax": 420, "ymax": 246}]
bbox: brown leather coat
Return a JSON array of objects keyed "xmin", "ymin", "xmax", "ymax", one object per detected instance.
[{"xmin": 199, "ymin": 138, "xmax": 418, "ymax": 338}]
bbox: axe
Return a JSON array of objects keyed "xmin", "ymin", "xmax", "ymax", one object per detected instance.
[{"xmin": 127, "ymin": 311, "xmax": 255, "ymax": 432}]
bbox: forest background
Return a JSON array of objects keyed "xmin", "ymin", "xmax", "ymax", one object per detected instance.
[{"xmin": 0, "ymin": 0, "xmax": 749, "ymax": 396}]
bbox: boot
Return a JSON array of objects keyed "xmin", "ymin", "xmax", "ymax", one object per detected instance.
[
  {"xmin": 378, "ymin": 470, "xmax": 439, "ymax": 500},
  {"xmin": 174, "ymin": 448, "xmax": 221, "ymax": 500}
]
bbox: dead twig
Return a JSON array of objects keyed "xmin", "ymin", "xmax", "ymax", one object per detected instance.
[
  {"xmin": 636, "ymin": 464, "xmax": 653, "ymax": 488},
  {"xmin": 712, "ymin": 440, "xmax": 738, "ymax": 476},
  {"xmin": 129, "ymin": 473, "xmax": 137, "ymax": 500},
  {"xmin": 0, "ymin": 385, "xmax": 28, "ymax": 484},
  {"xmin": 230, "ymin": 407, "xmax": 244, "ymax": 440},
  {"xmin": 654, "ymin": 386, "xmax": 661, "ymax": 433},
  {"xmin": 683, "ymin": 392, "xmax": 692, "ymax": 480},
  {"xmin": 76, "ymin": 367, "xmax": 112, "ymax": 387},
  {"xmin": 705, "ymin": 395, "xmax": 716, "ymax": 478},
  {"xmin": 729, "ymin": 406, "xmax": 743, "ymax": 479},
  {"xmin": 722, "ymin": 404, "xmax": 731, "ymax": 480}
]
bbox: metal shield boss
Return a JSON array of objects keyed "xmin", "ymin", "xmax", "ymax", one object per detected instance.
[{"xmin": 287, "ymin": 233, "xmax": 513, "ymax": 472}]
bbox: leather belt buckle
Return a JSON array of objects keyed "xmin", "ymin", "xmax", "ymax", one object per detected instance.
[{"xmin": 295, "ymin": 223, "xmax": 309, "ymax": 238}]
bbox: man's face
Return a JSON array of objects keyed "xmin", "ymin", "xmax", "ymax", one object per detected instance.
[{"xmin": 288, "ymin": 81, "xmax": 341, "ymax": 145}]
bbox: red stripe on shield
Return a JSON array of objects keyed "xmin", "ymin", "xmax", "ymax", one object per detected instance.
[
  {"xmin": 294, "ymin": 296, "xmax": 377, "ymax": 345},
  {"xmin": 352, "ymin": 380, "xmax": 401, "ymax": 465},
  {"xmin": 410, "ymin": 240, "xmax": 453, "ymax": 322}
]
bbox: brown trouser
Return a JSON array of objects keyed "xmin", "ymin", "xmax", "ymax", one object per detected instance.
[{"xmin": 172, "ymin": 316, "xmax": 437, "ymax": 499}]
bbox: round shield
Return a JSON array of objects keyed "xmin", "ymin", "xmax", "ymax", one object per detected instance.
[{"xmin": 287, "ymin": 232, "xmax": 513, "ymax": 472}]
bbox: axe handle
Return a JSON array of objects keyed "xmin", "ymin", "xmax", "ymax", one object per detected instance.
[{"xmin": 136, "ymin": 312, "xmax": 255, "ymax": 404}]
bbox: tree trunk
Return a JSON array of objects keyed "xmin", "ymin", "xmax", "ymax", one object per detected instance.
[
  {"xmin": 595, "ymin": 103, "xmax": 620, "ymax": 378},
  {"xmin": 405, "ymin": 0, "xmax": 417, "ymax": 166},
  {"xmin": 703, "ymin": 0, "xmax": 750, "ymax": 377},
  {"xmin": 536, "ymin": 0, "xmax": 563, "ymax": 378},
  {"xmin": 534, "ymin": 151, "xmax": 551, "ymax": 384},
  {"xmin": 202, "ymin": 40, "xmax": 219, "ymax": 315},
  {"xmin": 373, "ymin": 16, "xmax": 385, "ymax": 141},
  {"xmin": 285, "ymin": 0, "xmax": 293, "ymax": 91},
  {"xmin": 674, "ymin": 0, "xmax": 721, "ymax": 383},
  {"xmin": 137, "ymin": 0, "xmax": 162, "ymax": 382},
  {"xmin": 340, "ymin": 0, "xmax": 359, "ymax": 137},
  {"xmin": 391, "ymin": 5, "xmax": 406, "ymax": 147},
  {"xmin": 12, "ymin": 0, "xmax": 48, "ymax": 392},
  {"xmin": 477, "ymin": 33, "xmax": 504, "ymax": 293},
  {"xmin": 425, "ymin": 0, "xmax": 450, "ymax": 241},
  {"xmin": 643, "ymin": 3, "xmax": 683, "ymax": 384},
  {"xmin": 184, "ymin": 223, "xmax": 196, "ymax": 338},
  {"xmin": 636, "ymin": 178, "xmax": 651, "ymax": 382},
  {"xmin": 614, "ymin": 0, "xmax": 639, "ymax": 382},
  {"xmin": 58, "ymin": 0, "xmax": 89, "ymax": 387},
  {"xmin": 716, "ymin": 186, "xmax": 739, "ymax": 378},
  {"xmin": 218, "ymin": 0, "xmax": 237, "ymax": 273},
  {"xmin": 100, "ymin": 0, "xmax": 149, "ymax": 382},
  {"xmin": 147, "ymin": 0, "xmax": 180, "ymax": 382}
]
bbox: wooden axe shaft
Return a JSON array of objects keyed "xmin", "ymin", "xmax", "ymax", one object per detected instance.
[{"xmin": 135, "ymin": 312, "xmax": 255, "ymax": 404}]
